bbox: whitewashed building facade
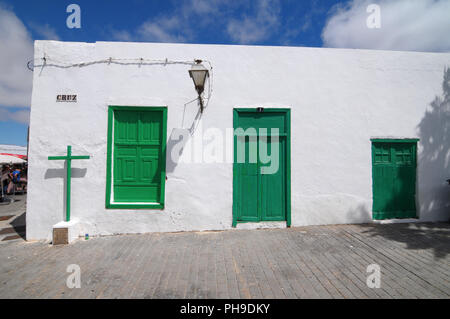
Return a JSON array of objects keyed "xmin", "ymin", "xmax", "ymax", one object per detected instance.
[{"xmin": 26, "ymin": 40, "xmax": 450, "ymax": 241}]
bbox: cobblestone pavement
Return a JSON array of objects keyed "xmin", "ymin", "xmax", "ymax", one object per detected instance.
[
  {"xmin": 0, "ymin": 194, "xmax": 26, "ymax": 243},
  {"xmin": 0, "ymin": 222, "xmax": 449, "ymax": 299}
]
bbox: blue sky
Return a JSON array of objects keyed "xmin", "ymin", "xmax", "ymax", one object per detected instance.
[
  {"xmin": 1, "ymin": 0, "xmax": 450, "ymax": 146},
  {"xmin": 10, "ymin": 0, "xmax": 337, "ymax": 46}
]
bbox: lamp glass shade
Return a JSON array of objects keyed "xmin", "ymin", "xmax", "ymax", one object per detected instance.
[{"xmin": 189, "ymin": 63, "xmax": 209, "ymax": 93}]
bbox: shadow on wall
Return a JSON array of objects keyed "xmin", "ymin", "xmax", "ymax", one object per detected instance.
[
  {"xmin": 166, "ymin": 129, "xmax": 190, "ymax": 173},
  {"xmin": 166, "ymin": 100, "xmax": 203, "ymax": 174},
  {"xmin": 370, "ymin": 68, "xmax": 450, "ymax": 222},
  {"xmin": 357, "ymin": 68, "xmax": 450, "ymax": 260},
  {"xmin": 417, "ymin": 67, "xmax": 450, "ymax": 221},
  {"xmin": 44, "ymin": 162, "xmax": 87, "ymax": 222},
  {"xmin": 345, "ymin": 203, "xmax": 371, "ymax": 224}
]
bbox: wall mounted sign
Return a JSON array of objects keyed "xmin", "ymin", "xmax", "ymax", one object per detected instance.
[{"xmin": 57, "ymin": 94, "xmax": 77, "ymax": 102}]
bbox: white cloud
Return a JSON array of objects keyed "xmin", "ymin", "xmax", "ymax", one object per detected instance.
[
  {"xmin": 0, "ymin": 5, "xmax": 33, "ymax": 109},
  {"xmin": 113, "ymin": 15, "xmax": 190, "ymax": 43},
  {"xmin": 112, "ymin": 0, "xmax": 282, "ymax": 45},
  {"xmin": 188, "ymin": 0, "xmax": 223, "ymax": 15},
  {"xmin": 137, "ymin": 16, "xmax": 188, "ymax": 43},
  {"xmin": 112, "ymin": 30, "xmax": 133, "ymax": 42},
  {"xmin": 29, "ymin": 23, "xmax": 60, "ymax": 40},
  {"xmin": 226, "ymin": 0, "xmax": 280, "ymax": 44},
  {"xmin": 111, "ymin": 0, "xmax": 208, "ymax": 43},
  {"xmin": 0, "ymin": 107, "xmax": 30, "ymax": 124},
  {"xmin": 322, "ymin": 0, "xmax": 450, "ymax": 52},
  {"xmin": 111, "ymin": 0, "xmax": 231, "ymax": 43}
]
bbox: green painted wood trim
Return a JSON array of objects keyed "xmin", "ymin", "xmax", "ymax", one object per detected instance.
[
  {"xmin": 371, "ymin": 138, "xmax": 420, "ymax": 143},
  {"xmin": 232, "ymin": 109, "xmax": 239, "ymax": 228},
  {"xmin": 373, "ymin": 211, "xmax": 418, "ymax": 220},
  {"xmin": 107, "ymin": 204, "xmax": 164, "ymax": 210},
  {"xmin": 48, "ymin": 155, "xmax": 90, "ymax": 160},
  {"xmin": 232, "ymin": 108, "xmax": 291, "ymax": 227},
  {"xmin": 105, "ymin": 105, "xmax": 167, "ymax": 210},
  {"xmin": 286, "ymin": 109, "xmax": 291, "ymax": 227},
  {"xmin": 234, "ymin": 108, "xmax": 291, "ymax": 113},
  {"xmin": 371, "ymin": 142, "xmax": 376, "ymax": 221},
  {"xmin": 235, "ymin": 219, "xmax": 286, "ymax": 224},
  {"xmin": 105, "ymin": 106, "xmax": 113, "ymax": 209},
  {"xmin": 413, "ymin": 141, "xmax": 419, "ymax": 219},
  {"xmin": 48, "ymin": 145, "xmax": 90, "ymax": 221},
  {"xmin": 160, "ymin": 107, "xmax": 168, "ymax": 208},
  {"xmin": 66, "ymin": 145, "xmax": 71, "ymax": 221}
]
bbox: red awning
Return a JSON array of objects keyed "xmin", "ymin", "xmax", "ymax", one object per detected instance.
[{"xmin": 0, "ymin": 153, "xmax": 27, "ymax": 160}]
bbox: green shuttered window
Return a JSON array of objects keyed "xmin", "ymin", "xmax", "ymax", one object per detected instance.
[
  {"xmin": 106, "ymin": 106, "xmax": 167, "ymax": 209},
  {"xmin": 371, "ymin": 139, "xmax": 418, "ymax": 220}
]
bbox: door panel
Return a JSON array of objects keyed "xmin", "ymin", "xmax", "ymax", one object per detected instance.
[
  {"xmin": 238, "ymin": 165, "xmax": 259, "ymax": 221},
  {"xmin": 260, "ymin": 136, "xmax": 286, "ymax": 220},
  {"xmin": 372, "ymin": 141, "xmax": 417, "ymax": 220},
  {"xmin": 113, "ymin": 110, "xmax": 163, "ymax": 203},
  {"xmin": 236, "ymin": 135, "xmax": 259, "ymax": 221}
]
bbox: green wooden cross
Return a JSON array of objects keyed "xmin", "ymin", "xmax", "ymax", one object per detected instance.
[{"xmin": 48, "ymin": 145, "xmax": 90, "ymax": 222}]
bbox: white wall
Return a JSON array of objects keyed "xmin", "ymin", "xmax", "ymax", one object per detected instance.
[{"xmin": 27, "ymin": 41, "xmax": 450, "ymax": 241}]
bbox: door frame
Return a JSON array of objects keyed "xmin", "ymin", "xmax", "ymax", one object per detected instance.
[
  {"xmin": 105, "ymin": 105, "xmax": 168, "ymax": 210},
  {"xmin": 370, "ymin": 138, "xmax": 419, "ymax": 220},
  {"xmin": 232, "ymin": 108, "xmax": 291, "ymax": 227}
]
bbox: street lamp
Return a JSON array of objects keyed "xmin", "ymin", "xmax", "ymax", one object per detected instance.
[{"xmin": 189, "ymin": 59, "xmax": 209, "ymax": 113}]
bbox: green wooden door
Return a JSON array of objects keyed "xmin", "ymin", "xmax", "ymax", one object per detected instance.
[
  {"xmin": 260, "ymin": 135, "xmax": 286, "ymax": 221},
  {"xmin": 113, "ymin": 109, "xmax": 164, "ymax": 203},
  {"xmin": 233, "ymin": 109, "xmax": 290, "ymax": 226},
  {"xmin": 372, "ymin": 140, "xmax": 418, "ymax": 220}
]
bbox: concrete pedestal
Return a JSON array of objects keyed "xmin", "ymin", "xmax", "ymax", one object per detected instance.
[{"xmin": 52, "ymin": 218, "xmax": 80, "ymax": 245}]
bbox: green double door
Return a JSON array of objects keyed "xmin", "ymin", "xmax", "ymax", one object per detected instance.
[
  {"xmin": 372, "ymin": 140, "xmax": 418, "ymax": 220},
  {"xmin": 233, "ymin": 109, "xmax": 290, "ymax": 226}
]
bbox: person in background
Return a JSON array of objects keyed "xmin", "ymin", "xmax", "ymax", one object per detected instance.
[
  {"xmin": 1, "ymin": 165, "xmax": 12, "ymax": 195},
  {"xmin": 7, "ymin": 166, "xmax": 26, "ymax": 194},
  {"xmin": 16, "ymin": 165, "xmax": 27, "ymax": 192}
]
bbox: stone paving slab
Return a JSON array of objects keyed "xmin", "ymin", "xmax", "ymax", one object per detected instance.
[
  {"xmin": 0, "ymin": 194, "xmax": 26, "ymax": 243},
  {"xmin": 0, "ymin": 222, "xmax": 449, "ymax": 299}
]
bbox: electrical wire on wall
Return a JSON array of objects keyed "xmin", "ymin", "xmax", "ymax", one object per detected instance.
[
  {"xmin": 26, "ymin": 55, "xmax": 214, "ymax": 108},
  {"xmin": 27, "ymin": 56, "xmax": 195, "ymax": 69}
]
